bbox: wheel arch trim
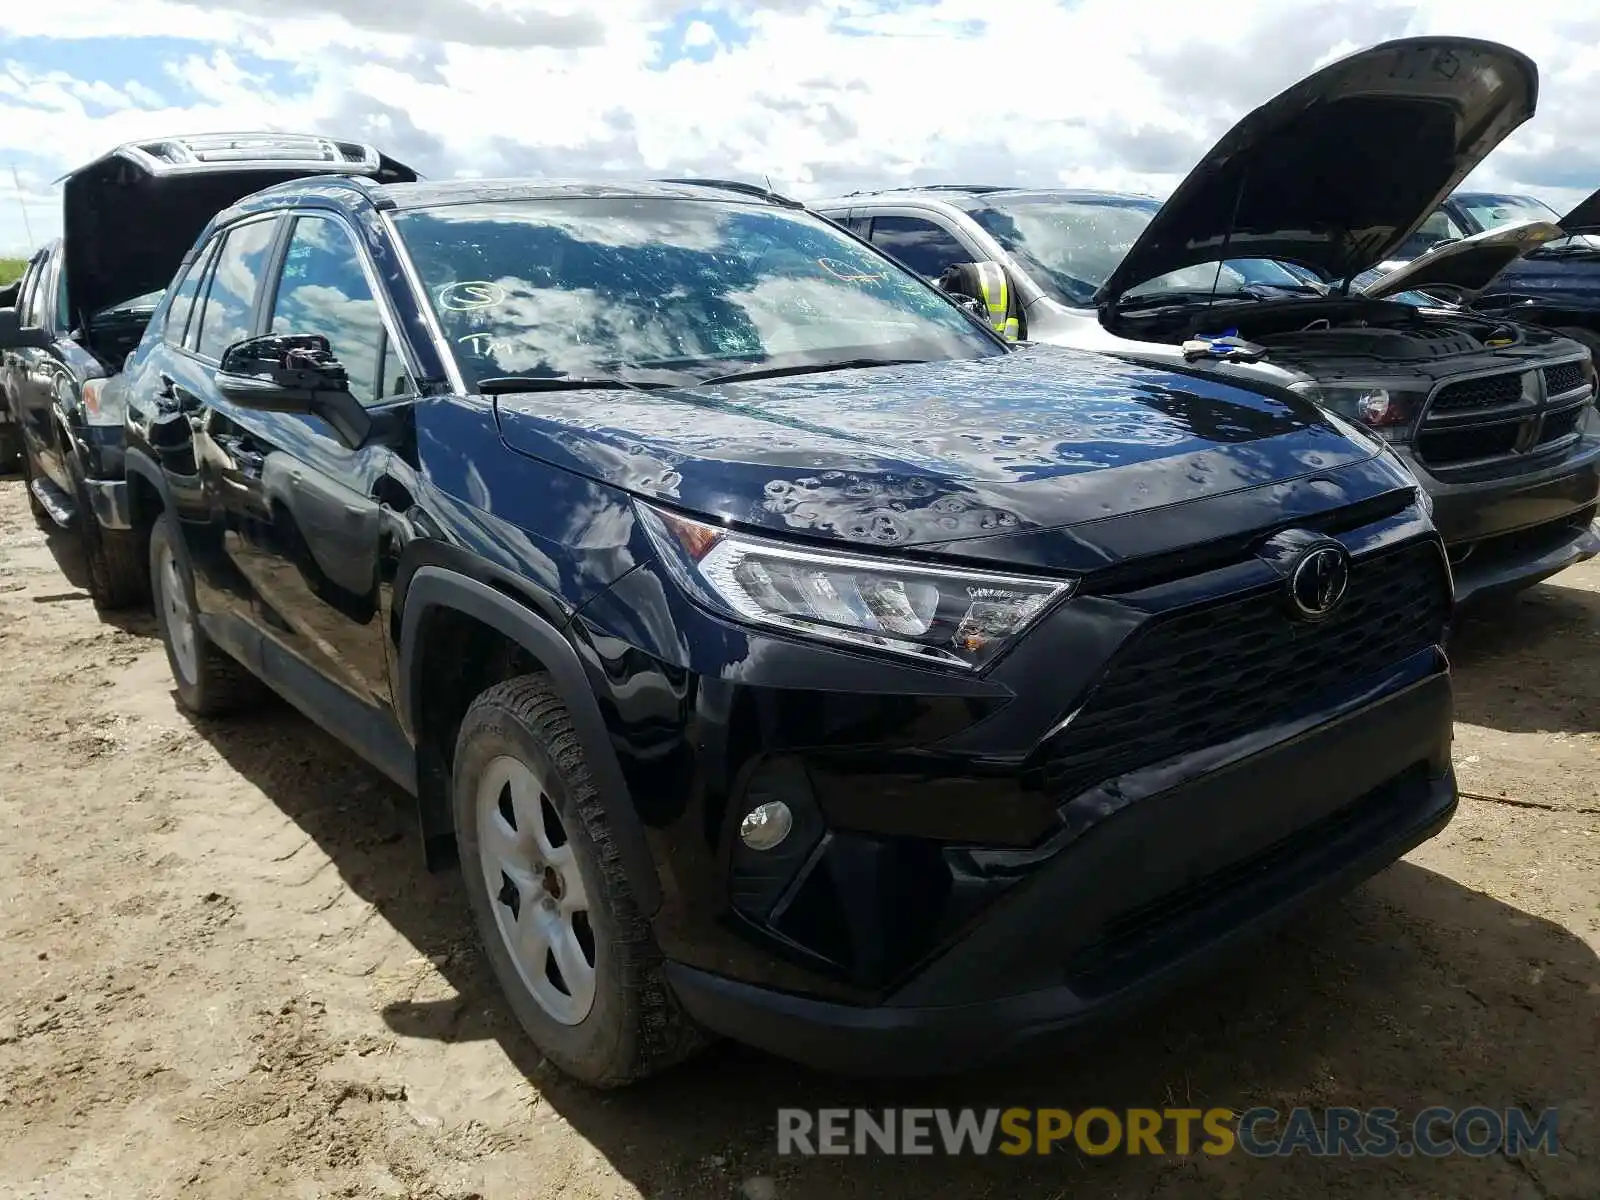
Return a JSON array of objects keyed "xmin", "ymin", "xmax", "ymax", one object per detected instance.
[{"xmin": 398, "ymin": 565, "xmax": 663, "ymax": 916}]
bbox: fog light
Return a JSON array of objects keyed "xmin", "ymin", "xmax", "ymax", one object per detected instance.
[{"xmin": 739, "ymin": 801, "xmax": 793, "ymax": 851}]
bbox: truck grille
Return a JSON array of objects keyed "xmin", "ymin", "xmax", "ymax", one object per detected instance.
[
  {"xmin": 1416, "ymin": 365, "xmax": 1592, "ymax": 469},
  {"xmin": 1041, "ymin": 540, "xmax": 1450, "ymax": 801},
  {"xmin": 1544, "ymin": 360, "xmax": 1588, "ymax": 397},
  {"xmin": 1428, "ymin": 372, "xmax": 1524, "ymax": 414}
]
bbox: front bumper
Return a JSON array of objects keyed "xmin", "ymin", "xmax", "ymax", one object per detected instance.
[
  {"xmin": 667, "ymin": 669, "xmax": 1456, "ymax": 1075},
  {"xmin": 1396, "ymin": 439, "xmax": 1600, "ymax": 601}
]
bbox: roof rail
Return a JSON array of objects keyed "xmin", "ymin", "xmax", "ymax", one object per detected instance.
[
  {"xmin": 842, "ymin": 184, "xmax": 1016, "ymax": 198},
  {"xmin": 54, "ymin": 132, "xmax": 417, "ymax": 184},
  {"xmin": 655, "ymin": 177, "xmax": 807, "ymax": 209}
]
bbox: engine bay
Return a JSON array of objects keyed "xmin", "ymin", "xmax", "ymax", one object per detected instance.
[{"xmin": 1107, "ymin": 295, "xmax": 1526, "ymax": 364}]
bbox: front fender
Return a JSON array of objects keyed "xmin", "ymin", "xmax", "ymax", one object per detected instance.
[{"xmin": 396, "ymin": 565, "xmax": 663, "ymax": 915}]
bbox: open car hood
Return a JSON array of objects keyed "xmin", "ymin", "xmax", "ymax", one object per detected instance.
[
  {"xmin": 1096, "ymin": 37, "xmax": 1539, "ymax": 304},
  {"xmin": 1557, "ymin": 185, "xmax": 1600, "ymax": 235},
  {"xmin": 62, "ymin": 132, "xmax": 419, "ymax": 326},
  {"xmin": 1359, "ymin": 218, "xmax": 1564, "ymax": 300}
]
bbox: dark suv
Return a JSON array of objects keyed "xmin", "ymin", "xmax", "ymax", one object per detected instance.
[
  {"xmin": 118, "ymin": 175, "xmax": 1457, "ymax": 1086},
  {"xmin": 0, "ymin": 133, "xmax": 416, "ymax": 608}
]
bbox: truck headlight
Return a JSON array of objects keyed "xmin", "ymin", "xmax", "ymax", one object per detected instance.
[
  {"xmin": 1292, "ymin": 381, "xmax": 1428, "ymax": 441},
  {"xmin": 639, "ymin": 503, "xmax": 1073, "ymax": 669}
]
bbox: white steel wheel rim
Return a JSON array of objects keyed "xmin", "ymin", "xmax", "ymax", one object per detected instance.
[
  {"xmin": 476, "ymin": 754, "xmax": 597, "ymax": 1026},
  {"xmin": 158, "ymin": 540, "xmax": 199, "ymax": 685}
]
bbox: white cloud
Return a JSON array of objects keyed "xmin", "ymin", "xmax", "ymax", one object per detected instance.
[
  {"xmin": 681, "ymin": 19, "xmax": 718, "ymax": 49},
  {"xmin": 1, "ymin": 0, "xmax": 1598, "ymax": 256}
]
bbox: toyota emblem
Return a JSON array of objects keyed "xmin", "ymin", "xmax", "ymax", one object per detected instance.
[{"xmin": 1288, "ymin": 544, "xmax": 1351, "ymax": 620}]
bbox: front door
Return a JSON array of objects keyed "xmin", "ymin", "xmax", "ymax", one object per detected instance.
[{"xmin": 188, "ymin": 210, "xmax": 413, "ymax": 720}]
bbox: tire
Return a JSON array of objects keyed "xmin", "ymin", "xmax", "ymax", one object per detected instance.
[
  {"xmin": 20, "ymin": 450, "xmax": 52, "ymax": 531},
  {"xmin": 149, "ymin": 514, "xmax": 265, "ymax": 716},
  {"xmin": 1553, "ymin": 325, "xmax": 1600, "ymax": 358},
  {"xmin": 0, "ymin": 426, "xmax": 20, "ymax": 475},
  {"xmin": 72, "ymin": 463, "xmax": 148, "ymax": 612},
  {"xmin": 453, "ymin": 675, "xmax": 704, "ymax": 1088}
]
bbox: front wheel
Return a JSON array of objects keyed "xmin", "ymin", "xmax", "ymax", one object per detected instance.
[
  {"xmin": 0, "ymin": 426, "xmax": 20, "ymax": 475},
  {"xmin": 19, "ymin": 448, "xmax": 52, "ymax": 530},
  {"xmin": 72, "ymin": 462, "xmax": 148, "ymax": 612},
  {"xmin": 150, "ymin": 514, "xmax": 265, "ymax": 716},
  {"xmin": 453, "ymin": 676, "xmax": 704, "ymax": 1087}
]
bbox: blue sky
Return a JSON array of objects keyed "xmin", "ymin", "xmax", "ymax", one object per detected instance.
[{"xmin": 2, "ymin": 0, "xmax": 1599, "ymax": 256}]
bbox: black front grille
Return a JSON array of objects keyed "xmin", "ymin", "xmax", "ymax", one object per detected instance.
[
  {"xmin": 1042, "ymin": 541, "xmax": 1450, "ymax": 801},
  {"xmin": 1428, "ymin": 372, "xmax": 1525, "ymax": 414},
  {"xmin": 1417, "ymin": 418, "xmax": 1521, "ymax": 466},
  {"xmin": 1541, "ymin": 406, "xmax": 1586, "ymax": 445},
  {"xmin": 1543, "ymin": 361, "xmax": 1588, "ymax": 397}
]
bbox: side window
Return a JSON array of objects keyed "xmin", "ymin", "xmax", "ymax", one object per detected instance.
[
  {"xmin": 867, "ymin": 215, "xmax": 970, "ymax": 280},
  {"xmin": 163, "ymin": 241, "xmax": 216, "ymax": 348},
  {"xmin": 16, "ymin": 257, "xmax": 45, "ymax": 328},
  {"xmin": 194, "ymin": 218, "xmax": 279, "ymax": 360},
  {"xmin": 53, "ymin": 255, "xmax": 70, "ymax": 332},
  {"xmin": 377, "ymin": 334, "xmax": 415, "ymax": 400},
  {"xmin": 267, "ymin": 215, "xmax": 385, "ymax": 404}
]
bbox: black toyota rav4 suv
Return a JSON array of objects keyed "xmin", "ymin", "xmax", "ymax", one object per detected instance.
[{"xmin": 118, "ymin": 176, "xmax": 1457, "ymax": 1086}]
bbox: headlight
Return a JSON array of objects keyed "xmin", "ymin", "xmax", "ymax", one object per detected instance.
[
  {"xmin": 81, "ymin": 378, "xmax": 125, "ymax": 428},
  {"xmin": 1291, "ymin": 381, "xmax": 1428, "ymax": 441},
  {"xmin": 638, "ymin": 503, "xmax": 1074, "ymax": 669}
]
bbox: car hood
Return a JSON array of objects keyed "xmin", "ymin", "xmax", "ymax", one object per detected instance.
[
  {"xmin": 492, "ymin": 347, "xmax": 1387, "ymax": 570},
  {"xmin": 1557, "ymin": 185, "xmax": 1600, "ymax": 234},
  {"xmin": 62, "ymin": 138, "xmax": 418, "ymax": 326},
  {"xmin": 1359, "ymin": 218, "xmax": 1564, "ymax": 300},
  {"xmin": 1096, "ymin": 37, "xmax": 1539, "ymax": 304}
]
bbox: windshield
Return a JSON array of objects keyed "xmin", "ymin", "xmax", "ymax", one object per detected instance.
[
  {"xmin": 959, "ymin": 194, "xmax": 1314, "ymax": 306},
  {"xmin": 93, "ymin": 290, "xmax": 165, "ymax": 320},
  {"xmin": 1457, "ymin": 193, "xmax": 1560, "ymax": 231},
  {"xmin": 392, "ymin": 197, "xmax": 1003, "ymax": 390},
  {"xmin": 1453, "ymin": 193, "xmax": 1600, "ymax": 255}
]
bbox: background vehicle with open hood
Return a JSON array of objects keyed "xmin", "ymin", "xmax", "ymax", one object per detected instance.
[
  {"xmin": 0, "ymin": 133, "xmax": 417, "ymax": 608},
  {"xmin": 815, "ymin": 37, "xmax": 1600, "ymax": 603},
  {"xmin": 1359, "ymin": 186, "xmax": 1600, "ymax": 358}
]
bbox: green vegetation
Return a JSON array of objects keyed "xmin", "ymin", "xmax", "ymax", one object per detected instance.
[{"xmin": 0, "ymin": 257, "xmax": 25, "ymax": 285}]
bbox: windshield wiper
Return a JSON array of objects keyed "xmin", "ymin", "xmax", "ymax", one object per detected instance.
[
  {"xmin": 477, "ymin": 376, "xmax": 675, "ymax": 395},
  {"xmin": 1531, "ymin": 245, "xmax": 1600, "ymax": 260},
  {"xmin": 695, "ymin": 358, "xmax": 924, "ymax": 386},
  {"xmin": 1115, "ymin": 290, "xmax": 1253, "ymax": 311}
]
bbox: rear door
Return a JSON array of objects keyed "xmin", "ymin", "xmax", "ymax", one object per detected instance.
[
  {"xmin": 7, "ymin": 249, "xmax": 57, "ymax": 480},
  {"xmin": 149, "ymin": 214, "xmax": 283, "ymax": 624}
]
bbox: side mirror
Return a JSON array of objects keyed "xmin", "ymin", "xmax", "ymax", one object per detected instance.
[
  {"xmin": 951, "ymin": 294, "xmax": 986, "ymax": 320},
  {"xmin": 937, "ymin": 265, "xmax": 983, "ymax": 304},
  {"xmin": 0, "ymin": 306, "xmax": 49, "ymax": 351},
  {"xmin": 214, "ymin": 333, "xmax": 371, "ymax": 447},
  {"xmin": 937, "ymin": 263, "xmax": 1024, "ymax": 342}
]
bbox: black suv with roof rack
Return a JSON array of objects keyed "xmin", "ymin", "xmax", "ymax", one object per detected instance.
[
  {"xmin": 0, "ymin": 133, "xmax": 416, "ymax": 608},
  {"xmin": 111, "ymin": 170, "xmax": 1456, "ymax": 1086}
]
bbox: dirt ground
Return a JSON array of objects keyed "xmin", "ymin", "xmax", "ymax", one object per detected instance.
[{"xmin": 0, "ymin": 474, "xmax": 1595, "ymax": 1200}]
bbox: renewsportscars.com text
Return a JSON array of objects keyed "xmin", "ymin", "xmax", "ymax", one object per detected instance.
[{"xmin": 776, "ymin": 1106, "xmax": 1560, "ymax": 1158}]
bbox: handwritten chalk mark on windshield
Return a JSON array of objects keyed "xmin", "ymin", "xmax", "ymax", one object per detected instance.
[
  {"xmin": 458, "ymin": 332, "xmax": 509, "ymax": 356},
  {"xmin": 438, "ymin": 281, "xmax": 507, "ymax": 311},
  {"xmin": 816, "ymin": 258, "xmax": 883, "ymax": 283}
]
